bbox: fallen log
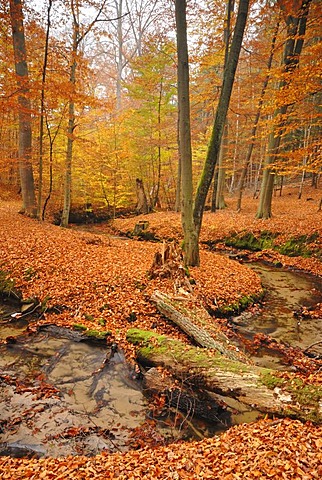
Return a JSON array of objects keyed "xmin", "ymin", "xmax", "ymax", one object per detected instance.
[
  {"xmin": 143, "ymin": 367, "xmax": 227, "ymax": 424},
  {"xmin": 127, "ymin": 328, "xmax": 322, "ymax": 424},
  {"xmin": 151, "ymin": 290, "xmax": 249, "ymax": 363}
]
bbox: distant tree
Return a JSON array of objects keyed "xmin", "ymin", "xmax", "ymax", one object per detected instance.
[
  {"xmin": 60, "ymin": 0, "xmax": 108, "ymax": 228},
  {"xmin": 256, "ymin": 0, "xmax": 312, "ymax": 219},
  {"xmin": 236, "ymin": 17, "xmax": 280, "ymax": 212}
]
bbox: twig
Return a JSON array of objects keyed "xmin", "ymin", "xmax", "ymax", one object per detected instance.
[{"xmin": 303, "ymin": 340, "xmax": 322, "ymax": 353}]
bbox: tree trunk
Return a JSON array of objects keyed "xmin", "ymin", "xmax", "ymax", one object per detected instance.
[
  {"xmin": 127, "ymin": 329, "xmax": 322, "ymax": 423},
  {"xmin": 256, "ymin": 0, "xmax": 312, "ymax": 219},
  {"xmin": 60, "ymin": 0, "xmax": 107, "ymax": 227},
  {"xmin": 175, "ymin": 0, "xmax": 199, "ymax": 267},
  {"xmin": 37, "ymin": 0, "xmax": 52, "ymax": 220},
  {"xmin": 193, "ymin": 0, "xmax": 250, "ymax": 236},
  {"xmin": 61, "ymin": 4, "xmax": 79, "ymax": 228},
  {"xmin": 215, "ymin": 125, "xmax": 228, "ymax": 210},
  {"xmin": 136, "ymin": 178, "xmax": 149, "ymax": 214},
  {"xmin": 9, "ymin": 0, "xmax": 36, "ymax": 217},
  {"xmin": 236, "ymin": 19, "xmax": 280, "ymax": 212}
]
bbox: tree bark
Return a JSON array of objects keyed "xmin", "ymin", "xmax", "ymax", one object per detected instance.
[
  {"xmin": 236, "ymin": 19, "xmax": 280, "ymax": 212},
  {"xmin": 9, "ymin": 0, "xmax": 36, "ymax": 217},
  {"xmin": 193, "ymin": 0, "xmax": 250, "ymax": 237},
  {"xmin": 151, "ymin": 290, "xmax": 249, "ymax": 363},
  {"xmin": 175, "ymin": 0, "xmax": 199, "ymax": 266},
  {"xmin": 60, "ymin": 2, "xmax": 79, "ymax": 228},
  {"xmin": 256, "ymin": 0, "xmax": 312, "ymax": 219},
  {"xmin": 127, "ymin": 329, "xmax": 322, "ymax": 423},
  {"xmin": 37, "ymin": 0, "xmax": 52, "ymax": 220},
  {"xmin": 136, "ymin": 178, "xmax": 149, "ymax": 214}
]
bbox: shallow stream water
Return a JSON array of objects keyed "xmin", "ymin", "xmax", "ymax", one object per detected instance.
[
  {"xmin": 0, "ymin": 261, "xmax": 321, "ymax": 458},
  {"xmin": 231, "ymin": 263, "xmax": 322, "ymax": 368}
]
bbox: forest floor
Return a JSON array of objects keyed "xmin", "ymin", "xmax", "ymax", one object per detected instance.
[{"xmin": 0, "ymin": 185, "xmax": 322, "ymax": 478}]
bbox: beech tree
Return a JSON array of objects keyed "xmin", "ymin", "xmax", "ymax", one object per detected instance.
[
  {"xmin": 60, "ymin": 0, "xmax": 108, "ymax": 228},
  {"xmin": 175, "ymin": 0, "xmax": 249, "ymax": 266},
  {"xmin": 9, "ymin": 0, "xmax": 36, "ymax": 216},
  {"xmin": 256, "ymin": 0, "xmax": 312, "ymax": 219},
  {"xmin": 175, "ymin": 0, "xmax": 199, "ymax": 266}
]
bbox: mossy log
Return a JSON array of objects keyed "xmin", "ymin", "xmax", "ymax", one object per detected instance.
[
  {"xmin": 127, "ymin": 328, "xmax": 322, "ymax": 423},
  {"xmin": 144, "ymin": 367, "xmax": 225, "ymax": 424},
  {"xmin": 151, "ymin": 290, "xmax": 248, "ymax": 363}
]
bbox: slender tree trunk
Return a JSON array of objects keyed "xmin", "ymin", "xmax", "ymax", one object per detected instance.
[
  {"xmin": 215, "ymin": 0, "xmax": 234, "ymax": 210},
  {"xmin": 115, "ymin": 0, "xmax": 123, "ymax": 110},
  {"xmin": 236, "ymin": 19, "xmax": 280, "ymax": 212},
  {"xmin": 61, "ymin": 0, "xmax": 79, "ymax": 228},
  {"xmin": 175, "ymin": 0, "xmax": 199, "ymax": 266},
  {"xmin": 174, "ymin": 116, "xmax": 181, "ymax": 212},
  {"xmin": 193, "ymin": 0, "xmax": 250, "ymax": 237},
  {"xmin": 37, "ymin": 0, "xmax": 52, "ymax": 220},
  {"xmin": 215, "ymin": 124, "xmax": 228, "ymax": 209},
  {"xmin": 152, "ymin": 78, "xmax": 163, "ymax": 209},
  {"xmin": 61, "ymin": 40, "xmax": 77, "ymax": 227},
  {"xmin": 9, "ymin": 0, "xmax": 36, "ymax": 216},
  {"xmin": 256, "ymin": 0, "xmax": 312, "ymax": 219},
  {"xmin": 60, "ymin": 0, "xmax": 107, "ymax": 227}
]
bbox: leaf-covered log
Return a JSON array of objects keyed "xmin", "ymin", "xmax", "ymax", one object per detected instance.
[
  {"xmin": 151, "ymin": 290, "xmax": 249, "ymax": 363},
  {"xmin": 127, "ymin": 328, "xmax": 322, "ymax": 423}
]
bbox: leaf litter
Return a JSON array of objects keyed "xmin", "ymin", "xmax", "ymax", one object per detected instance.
[{"xmin": 0, "ymin": 187, "xmax": 322, "ymax": 478}]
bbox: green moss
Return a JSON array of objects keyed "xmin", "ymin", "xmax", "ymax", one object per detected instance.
[
  {"xmin": 260, "ymin": 371, "xmax": 285, "ymax": 389},
  {"xmin": 278, "ymin": 235, "xmax": 317, "ymax": 257},
  {"xmin": 127, "ymin": 328, "xmax": 252, "ymax": 374},
  {"xmin": 85, "ymin": 329, "xmax": 111, "ymax": 339},
  {"xmin": 84, "ymin": 313, "xmax": 95, "ymax": 321},
  {"xmin": 73, "ymin": 323, "xmax": 111, "ymax": 338},
  {"xmin": 73, "ymin": 323, "xmax": 87, "ymax": 331},
  {"xmin": 223, "ymin": 230, "xmax": 321, "ymax": 259},
  {"xmin": 217, "ymin": 291, "xmax": 264, "ymax": 316},
  {"xmin": 225, "ymin": 231, "xmax": 276, "ymax": 251}
]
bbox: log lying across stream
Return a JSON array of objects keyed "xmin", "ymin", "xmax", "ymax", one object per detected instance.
[
  {"xmin": 151, "ymin": 290, "xmax": 249, "ymax": 363},
  {"xmin": 127, "ymin": 328, "xmax": 322, "ymax": 424}
]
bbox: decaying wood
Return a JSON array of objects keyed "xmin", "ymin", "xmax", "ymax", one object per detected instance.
[
  {"xmin": 127, "ymin": 329, "xmax": 322, "ymax": 424},
  {"xmin": 151, "ymin": 290, "xmax": 248, "ymax": 363},
  {"xmin": 143, "ymin": 367, "xmax": 225, "ymax": 424},
  {"xmin": 149, "ymin": 241, "xmax": 188, "ymax": 284}
]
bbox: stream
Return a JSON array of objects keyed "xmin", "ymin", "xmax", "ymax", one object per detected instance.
[
  {"xmin": 232, "ymin": 263, "xmax": 322, "ymax": 368},
  {"xmin": 0, "ymin": 262, "xmax": 321, "ymax": 458}
]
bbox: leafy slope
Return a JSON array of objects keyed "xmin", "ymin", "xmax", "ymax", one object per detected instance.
[
  {"xmin": 0, "ymin": 202, "xmax": 261, "ymax": 357},
  {"xmin": 1, "ymin": 188, "xmax": 322, "ymax": 478}
]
